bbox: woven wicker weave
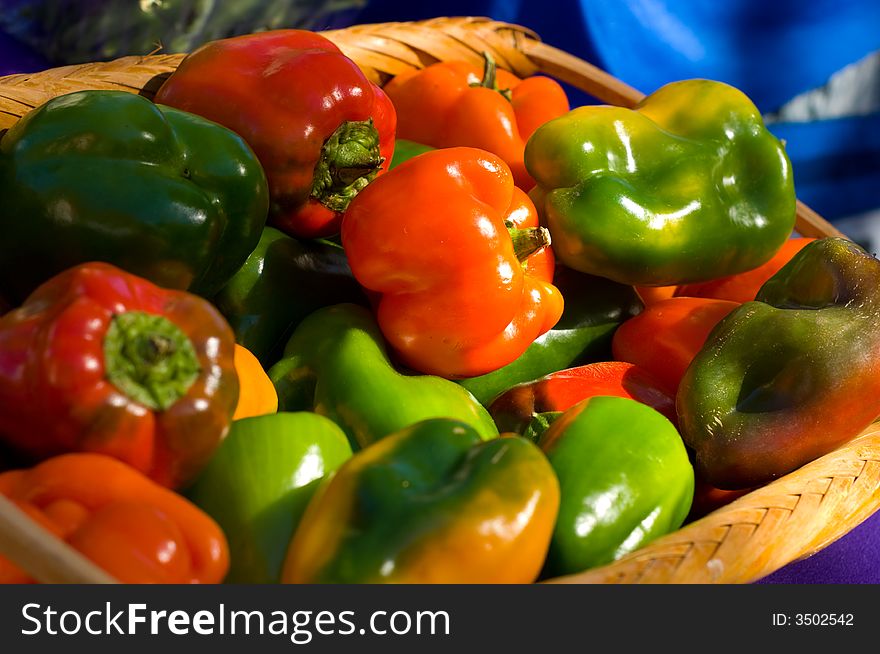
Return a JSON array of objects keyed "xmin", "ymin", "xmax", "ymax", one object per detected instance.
[{"xmin": 0, "ymin": 16, "xmax": 875, "ymax": 584}]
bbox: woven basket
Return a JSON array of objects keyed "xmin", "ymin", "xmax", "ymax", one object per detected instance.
[{"xmin": 0, "ymin": 16, "xmax": 876, "ymax": 585}]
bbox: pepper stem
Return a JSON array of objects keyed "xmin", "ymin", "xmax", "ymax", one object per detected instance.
[
  {"xmin": 311, "ymin": 118, "xmax": 385, "ymax": 213},
  {"xmin": 509, "ymin": 226, "xmax": 552, "ymax": 263},
  {"xmin": 103, "ymin": 311, "xmax": 201, "ymax": 411},
  {"xmin": 471, "ymin": 51, "xmax": 513, "ymax": 102},
  {"xmin": 524, "ymin": 411, "xmax": 563, "ymax": 444}
]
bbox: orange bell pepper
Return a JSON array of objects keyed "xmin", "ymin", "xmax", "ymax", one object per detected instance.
[
  {"xmin": 635, "ymin": 285, "xmax": 679, "ymax": 306},
  {"xmin": 612, "ymin": 297, "xmax": 740, "ymax": 395},
  {"xmin": 675, "ymin": 237, "xmax": 816, "ymax": 303},
  {"xmin": 232, "ymin": 344, "xmax": 278, "ymax": 421},
  {"xmin": 0, "ymin": 453, "xmax": 229, "ymax": 584},
  {"xmin": 342, "ymin": 147, "xmax": 563, "ymax": 378},
  {"xmin": 383, "ymin": 53, "xmax": 569, "ymax": 190}
]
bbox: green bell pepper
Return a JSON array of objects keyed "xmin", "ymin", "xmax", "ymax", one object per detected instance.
[
  {"xmin": 525, "ymin": 79, "xmax": 796, "ymax": 286},
  {"xmin": 212, "ymin": 226, "xmax": 368, "ymax": 367},
  {"xmin": 457, "ymin": 265, "xmax": 643, "ymax": 405},
  {"xmin": 282, "ymin": 418, "xmax": 559, "ymax": 583},
  {"xmin": 0, "ymin": 90, "xmax": 269, "ymax": 303},
  {"xmin": 186, "ymin": 412, "xmax": 352, "ymax": 584},
  {"xmin": 678, "ymin": 237, "xmax": 880, "ymax": 490},
  {"xmin": 540, "ymin": 396, "xmax": 693, "ymax": 577},
  {"xmin": 268, "ymin": 304, "xmax": 498, "ymax": 449},
  {"xmin": 388, "ymin": 139, "xmax": 434, "ymax": 170}
]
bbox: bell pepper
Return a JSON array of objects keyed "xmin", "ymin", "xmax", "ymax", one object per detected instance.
[
  {"xmin": 490, "ymin": 361, "xmax": 676, "ymax": 441},
  {"xmin": 678, "ymin": 237, "xmax": 880, "ymax": 489},
  {"xmin": 212, "ymin": 226, "xmax": 368, "ymax": 367},
  {"xmin": 540, "ymin": 396, "xmax": 693, "ymax": 577},
  {"xmin": 268, "ymin": 304, "xmax": 498, "ymax": 449},
  {"xmin": 525, "ymin": 79, "xmax": 797, "ymax": 286},
  {"xmin": 384, "ymin": 53, "xmax": 569, "ymax": 190},
  {"xmin": 612, "ymin": 297, "xmax": 740, "ymax": 396},
  {"xmin": 0, "ymin": 90, "xmax": 269, "ymax": 304},
  {"xmin": 457, "ymin": 265, "xmax": 643, "ymax": 405},
  {"xmin": 342, "ymin": 147, "xmax": 563, "ymax": 378},
  {"xmin": 635, "ymin": 285, "xmax": 678, "ymax": 305},
  {"xmin": 282, "ymin": 418, "xmax": 559, "ymax": 583},
  {"xmin": 154, "ymin": 29, "xmax": 396, "ymax": 239},
  {"xmin": 231, "ymin": 344, "xmax": 278, "ymax": 421},
  {"xmin": 187, "ymin": 412, "xmax": 352, "ymax": 584},
  {"xmin": 675, "ymin": 237, "xmax": 816, "ymax": 303},
  {"xmin": 0, "ymin": 262, "xmax": 239, "ymax": 489},
  {"xmin": 0, "ymin": 453, "xmax": 229, "ymax": 584},
  {"xmin": 388, "ymin": 139, "xmax": 434, "ymax": 170}
]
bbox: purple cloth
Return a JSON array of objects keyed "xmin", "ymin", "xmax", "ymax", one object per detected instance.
[{"xmin": 0, "ymin": 31, "xmax": 47, "ymax": 75}]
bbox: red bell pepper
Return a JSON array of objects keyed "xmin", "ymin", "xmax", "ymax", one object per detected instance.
[
  {"xmin": 612, "ymin": 297, "xmax": 740, "ymax": 396},
  {"xmin": 0, "ymin": 262, "xmax": 239, "ymax": 489},
  {"xmin": 489, "ymin": 361, "xmax": 676, "ymax": 439},
  {"xmin": 342, "ymin": 147, "xmax": 563, "ymax": 378},
  {"xmin": 155, "ymin": 30, "xmax": 396, "ymax": 239}
]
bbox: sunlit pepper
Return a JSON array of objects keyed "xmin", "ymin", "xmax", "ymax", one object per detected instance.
[
  {"xmin": 155, "ymin": 30, "xmax": 396, "ymax": 238},
  {"xmin": 526, "ymin": 79, "xmax": 796, "ymax": 286},
  {"xmin": 0, "ymin": 453, "xmax": 229, "ymax": 584},
  {"xmin": 540, "ymin": 396, "xmax": 693, "ymax": 577},
  {"xmin": 0, "ymin": 263, "xmax": 238, "ymax": 489},
  {"xmin": 342, "ymin": 147, "xmax": 563, "ymax": 378},
  {"xmin": 679, "ymin": 238, "xmax": 880, "ymax": 489},
  {"xmin": 282, "ymin": 418, "xmax": 559, "ymax": 583},
  {"xmin": 384, "ymin": 53, "xmax": 569, "ymax": 189}
]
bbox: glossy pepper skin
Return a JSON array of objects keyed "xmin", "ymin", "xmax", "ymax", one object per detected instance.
[
  {"xmin": 282, "ymin": 418, "xmax": 559, "ymax": 583},
  {"xmin": 231, "ymin": 344, "xmax": 278, "ymax": 421},
  {"xmin": 0, "ymin": 90, "xmax": 269, "ymax": 304},
  {"xmin": 268, "ymin": 304, "xmax": 498, "ymax": 449},
  {"xmin": 612, "ymin": 297, "xmax": 740, "ymax": 396},
  {"xmin": 342, "ymin": 147, "xmax": 563, "ymax": 378},
  {"xmin": 490, "ymin": 361, "xmax": 676, "ymax": 441},
  {"xmin": 384, "ymin": 54, "xmax": 569, "ymax": 190},
  {"xmin": 525, "ymin": 79, "xmax": 796, "ymax": 286},
  {"xmin": 675, "ymin": 237, "xmax": 816, "ymax": 303},
  {"xmin": 212, "ymin": 226, "xmax": 368, "ymax": 367},
  {"xmin": 0, "ymin": 453, "xmax": 229, "ymax": 584},
  {"xmin": 458, "ymin": 265, "xmax": 643, "ymax": 405},
  {"xmin": 540, "ymin": 396, "xmax": 693, "ymax": 577},
  {"xmin": 0, "ymin": 263, "xmax": 239, "ymax": 489},
  {"xmin": 679, "ymin": 237, "xmax": 880, "ymax": 489},
  {"xmin": 154, "ymin": 30, "xmax": 396, "ymax": 239},
  {"xmin": 187, "ymin": 412, "xmax": 352, "ymax": 584}
]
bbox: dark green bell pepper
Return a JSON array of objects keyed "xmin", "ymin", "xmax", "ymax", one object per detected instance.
[
  {"xmin": 212, "ymin": 226, "xmax": 368, "ymax": 367},
  {"xmin": 540, "ymin": 396, "xmax": 693, "ymax": 577},
  {"xmin": 0, "ymin": 90, "xmax": 269, "ymax": 302},
  {"xmin": 268, "ymin": 304, "xmax": 498, "ymax": 449},
  {"xmin": 282, "ymin": 418, "xmax": 559, "ymax": 583},
  {"xmin": 525, "ymin": 79, "xmax": 796, "ymax": 286},
  {"xmin": 678, "ymin": 237, "xmax": 880, "ymax": 490},
  {"xmin": 458, "ymin": 265, "xmax": 643, "ymax": 405},
  {"xmin": 186, "ymin": 412, "xmax": 352, "ymax": 584}
]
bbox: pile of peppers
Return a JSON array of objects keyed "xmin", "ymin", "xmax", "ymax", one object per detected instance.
[{"xmin": 1, "ymin": 26, "xmax": 873, "ymax": 586}]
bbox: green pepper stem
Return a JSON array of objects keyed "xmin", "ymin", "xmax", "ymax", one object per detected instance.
[
  {"xmin": 311, "ymin": 119, "xmax": 384, "ymax": 213},
  {"xmin": 509, "ymin": 226, "xmax": 552, "ymax": 263},
  {"xmin": 471, "ymin": 51, "xmax": 513, "ymax": 102},
  {"xmin": 103, "ymin": 311, "xmax": 201, "ymax": 411},
  {"xmin": 524, "ymin": 411, "xmax": 563, "ymax": 444}
]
